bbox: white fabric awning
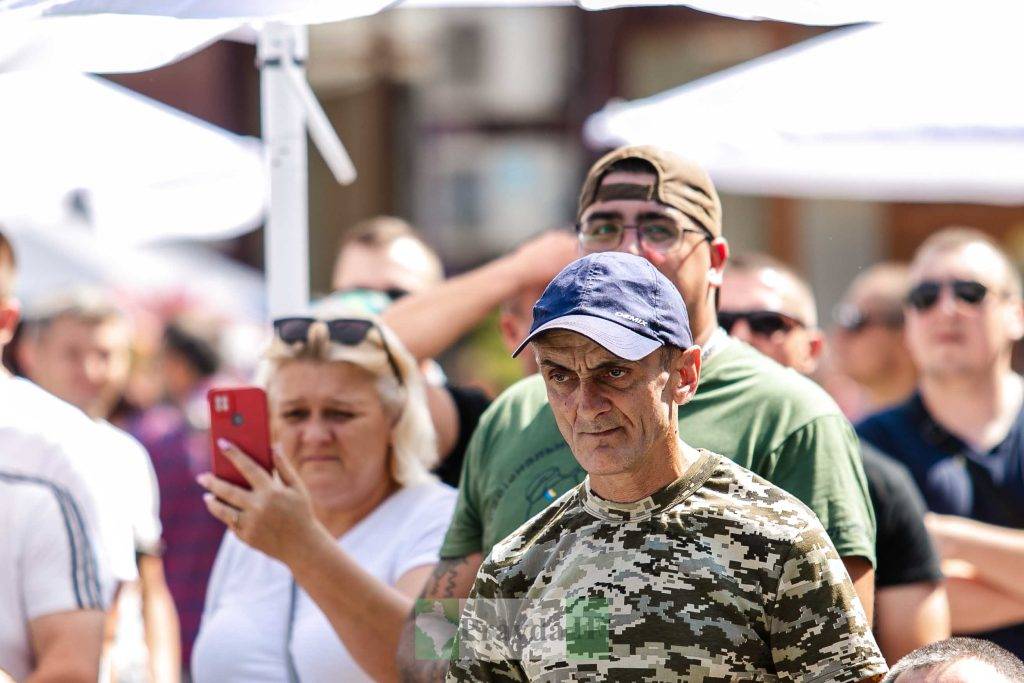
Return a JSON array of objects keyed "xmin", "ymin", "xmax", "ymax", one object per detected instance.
[
  {"xmin": 0, "ymin": 72, "xmax": 266, "ymax": 244},
  {"xmin": 8, "ymin": 0, "xmax": 892, "ymax": 25},
  {"xmin": 585, "ymin": 16, "xmax": 1024, "ymax": 204}
]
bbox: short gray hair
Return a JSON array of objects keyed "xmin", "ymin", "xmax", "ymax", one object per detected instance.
[{"xmin": 883, "ymin": 637, "xmax": 1024, "ymax": 682}]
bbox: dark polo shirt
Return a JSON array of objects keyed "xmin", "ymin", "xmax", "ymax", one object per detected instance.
[{"xmin": 858, "ymin": 392, "xmax": 1024, "ymax": 656}]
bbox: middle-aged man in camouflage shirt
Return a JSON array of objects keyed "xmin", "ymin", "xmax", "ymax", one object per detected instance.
[{"xmin": 447, "ymin": 252, "xmax": 887, "ymax": 682}]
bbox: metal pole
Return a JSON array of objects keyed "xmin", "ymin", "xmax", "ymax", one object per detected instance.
[{"xmin": 258, "ymin": 23, "xmax": 310, "ymax": 319}]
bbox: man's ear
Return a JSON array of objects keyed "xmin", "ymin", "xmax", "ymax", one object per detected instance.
[
  {"xmin": 0, "ymin": 297, "xmax": 20, "ymax": 348},
  {"xmin": 498, "ymin": 311, "xmax": 521, "ymax": 354},
  {"xmin": 798, "ymin": 328, "xmax": 826, "ymax": 375},
  {"xmin": 1005, "ymin": 299, "xmax": 1024, "ymax": 342},
  {"xmin": 671, "ymin": 346, "xmax": 701, "ymax": 406},
  {"xmin": 707, "ymin": 237, "xmax": 729, "ymax": 288}
]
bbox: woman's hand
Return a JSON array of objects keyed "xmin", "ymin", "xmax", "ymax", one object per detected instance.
[{"xmin": 198, "ymin": 439, "xmax": 325, "ymax": 566}]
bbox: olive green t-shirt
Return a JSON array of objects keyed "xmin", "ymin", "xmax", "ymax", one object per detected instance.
[{"xmin": 440, "ymin": 335, "xmax": 876, "ymax": 566}]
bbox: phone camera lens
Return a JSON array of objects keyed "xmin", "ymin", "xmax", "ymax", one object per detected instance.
[{"xmin": 231, "ymin": 413, "xmax": 244, "ymax": 426}]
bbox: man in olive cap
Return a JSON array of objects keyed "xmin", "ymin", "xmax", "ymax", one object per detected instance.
[{"xmin": 397, "ymin": 146, "xmax": 876, "ymax": 681}]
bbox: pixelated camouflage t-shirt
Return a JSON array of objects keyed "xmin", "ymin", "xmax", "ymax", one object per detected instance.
[
  {"xmin": 441, "ymin": 336, "xmax": 875, "ymax": 567},
  {"xmin": 447, "ymin": 450, "xmax": 887, "ymax": 683}
]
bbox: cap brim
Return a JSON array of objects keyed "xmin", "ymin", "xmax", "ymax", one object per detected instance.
[{"xmin": 512, "ymin": 314, "xmax": 663, "ymax": 361}]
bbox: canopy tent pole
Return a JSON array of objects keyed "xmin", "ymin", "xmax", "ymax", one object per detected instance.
[
  {"xmin": 259, "ymin": 23, "xmax": 310, "ymax": 318},
  {"xmin": 258, "ymin": 22, "xmax": 358, "ymax": 319}
]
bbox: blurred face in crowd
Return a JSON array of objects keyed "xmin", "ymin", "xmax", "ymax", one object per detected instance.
[
  {"xmin": 332, "ymin": 239, "xmax": 440, "ymax": 296},
  {"xmin": 905, "ymin": 242, "xmax": 1024, "ymax": 380},
  {"xmin": 720, "ymin": 267, "xmax": 823, "ymax": 374},
  {"xmin": 24, "ymin": 315, "xmax": 132, "ymax": 419},
  {"xmin": 499, "ymin": 283, "xmax": 548, "ymax": 375},
  {"xmin": 832, "ymin": 268, "xmax": 909, "ymax": 387},
  {"xmin": 267, "ymin": 359, "xmax": 394, "ymax": 515},
  {"xmin": 578, "ymin": 171, "xmax": 727, "ymax": 341},
  {"xmin": 534, "ymin": 330, "xmax": 699, "ymax": 480}
]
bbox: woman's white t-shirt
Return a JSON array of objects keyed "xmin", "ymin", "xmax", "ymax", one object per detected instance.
[{"xmin": 192, "ymin": 481, "xmax": 456, "ymax": 682}]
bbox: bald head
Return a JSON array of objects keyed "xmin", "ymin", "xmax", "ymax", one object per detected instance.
[
  {"xmin": 723, "ymin": 253, "xmax": 817, "ymax": 326},
  {"xmin": 719, "ymin": 252, "xmax": 824, "ymax": 375}
]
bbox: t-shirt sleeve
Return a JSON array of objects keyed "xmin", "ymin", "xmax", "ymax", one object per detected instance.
[
  {"xmin": 22, "ymin": 489, "xmax": 107, "ymax": 619},
  {"xmin": 446, "ymin": 563, "xmax": 526, "ymax": 682},
  {"xmin": 395, "ymin": 487, "xmax": 459, "ymax": 579},
  {"xmin": 125, "ymin": 436, "xmax": 163, "ymax": 556},
  {"xmin": 440, "ymin": 417, "xmax": 489, "ymax": 559},
  {"xmin": 769, "ymin": 521, "xmax": 888, "ymax": 683},
  {"xmin": 866, "ymin": 450, "xmax": 943, "ymax": 588},
  {"xmin": 434, "ymin": 385, "xmax": 492, "ymax": 488},
  {"xmin": 765, "ymin": 415, "xmax": 877, "ymax": 567}
]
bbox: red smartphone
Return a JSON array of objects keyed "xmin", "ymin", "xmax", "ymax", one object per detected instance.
[{"xmin": 207, "ymin": 386, "xmax": 273, "ymax": 489}]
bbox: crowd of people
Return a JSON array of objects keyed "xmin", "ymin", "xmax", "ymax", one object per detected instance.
[{"xmin": 3, "ymin": 143, "xmax": 1024, "ymax": 682}]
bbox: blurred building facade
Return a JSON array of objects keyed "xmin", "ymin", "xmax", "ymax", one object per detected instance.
[{"xmin": 108, "ymin": 7, "xmax": 1024, "ymax": 324}]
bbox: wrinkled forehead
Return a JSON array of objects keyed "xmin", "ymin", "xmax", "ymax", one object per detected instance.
[{"xmin": 532, "ymin": 329, "xmax": 629, "ymax": 366}]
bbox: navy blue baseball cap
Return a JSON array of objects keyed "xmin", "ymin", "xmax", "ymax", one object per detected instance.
[{"xmin": 513, "ymin": 252, "xmax": 693, "ymax": 361}]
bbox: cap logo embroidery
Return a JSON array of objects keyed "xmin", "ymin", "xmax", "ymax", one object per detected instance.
[{"xmin": 615, "ymin": 311, "xmax": 647, "ymax": 326}]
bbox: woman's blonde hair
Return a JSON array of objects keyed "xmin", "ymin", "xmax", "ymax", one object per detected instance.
[{"xmin": 256, "ymin": 307, "xmax": 438, "ymax": 488}]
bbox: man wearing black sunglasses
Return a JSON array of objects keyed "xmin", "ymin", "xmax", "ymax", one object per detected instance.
[
  {"xmin": 397, "ymin": 146, "xmax": 877, "ymax": 681},
  {"xmin": 720, "ymin": 251, "xmax": 951, "ymax": 664},
  {"xmin": 832, "ymin": 264, "xmax": 917, "ymax": 422},
  {"xmin": 858, "ymin": 227, "xmax": 1024, "ymax": 660},
  {"xmin": 719, "ymin": 252, "xmax": 824, "ymax": 375}
]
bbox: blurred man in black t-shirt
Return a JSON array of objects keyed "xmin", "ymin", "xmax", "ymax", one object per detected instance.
[{"xmin": 722, "ymin": 252, "xmax": 950, "ymax": 664}]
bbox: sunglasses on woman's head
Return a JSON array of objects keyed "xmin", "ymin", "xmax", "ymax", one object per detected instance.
[
  {"xmin": 906, "ymin": 279, "xmax": 988, "ymax": 312},
  {"xmin": 718, "ymin": 310, "xmax": 804, "ymax": 337},
  {"xmin": 272, "ymin": 317, "xmax": 404, "ymax": 385}
]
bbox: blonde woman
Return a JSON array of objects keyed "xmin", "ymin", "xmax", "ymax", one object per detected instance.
[{"xmin": 192, "ymin": 314, "xmax": 455, "ymax": 682}]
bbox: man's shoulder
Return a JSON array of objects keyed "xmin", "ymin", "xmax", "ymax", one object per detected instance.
[
  {"xmin": 697, "ymin": 454, "xmax": 821, "ymax": 543},
  {"xmin": 95, "ymin": 420, "xmax": 152, "ymax": 462},
  {"xmin": 469, "ymin": 374, "xmax": 558, "ymax": 459},
  {"xmin": 856, "ymin": 395, "xmax": 920, "ymax": 447},
  {"xmin": 482, "ymin": 485, "xmax": 584, "ymax": 573},
  {"xmin": 481, "ymin": 374, "xmax": 551, "ymax": 423},
  {"xmin": 703, "ymin": 339, "xmax": 845, "ymax": 422}
]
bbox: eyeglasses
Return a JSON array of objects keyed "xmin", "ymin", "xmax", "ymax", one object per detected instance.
[
  {"xmin": 718, "ymin": 310, "xmax": 804, "ymax": 337},
  {"xmin": 272, "ymin": 317, "xmax": 403, "ymax": 385},
  {"xmin": 832, "ymin": 304, "xmax": 904, "ymax": 334},
  {"xmin": 577, "ymin": 215, "xmax": 712, "ymax": 254},
  {"xmin": 906, "ymin": 279, "xmax": 989, "ymax": 312}
]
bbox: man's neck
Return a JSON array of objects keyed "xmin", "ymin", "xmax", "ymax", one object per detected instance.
[
  {"xmin": 589, "ymin": 436, "xmax": 700, "ymax": 503},
  {"xmin": 919, "ymin": 364, "xmax": 1023, "ymax": 451},
  {"xmin": 864, "ymin": 362, "xmax": 916, "ymax": 413}
]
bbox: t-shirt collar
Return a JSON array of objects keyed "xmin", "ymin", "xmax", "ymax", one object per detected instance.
[
  {"xmin": 580, "ymin": 449, "xmax": 718, "ymax": 522},
  {"xmin": 907, "ymin": 391, "xmax": 966, "ymax": 453}
]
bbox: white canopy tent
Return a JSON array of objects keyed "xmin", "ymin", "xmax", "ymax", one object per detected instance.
[
  {"xmin": 0, "ymin": 71, "xmax": 265, "ymax": 245},
  {"xmin": 2, "ymin": 0, "xmax": 902, "ymax": 317},
  {"xmin": 585, "ymin": 15, "xmax": 1024, "ymax": 205},
  {"xmin": 6, "ymin": 221, "xmax": 266, "ymax": 322}
]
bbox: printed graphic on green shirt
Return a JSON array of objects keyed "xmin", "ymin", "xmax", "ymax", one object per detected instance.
[
  {"xmin": 446, "ymin": 452, "xmax": 887, "ymax": 683},
  {"xmin": 441, "ymin": 337, "xmax": 876, "ymax": 565}
]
